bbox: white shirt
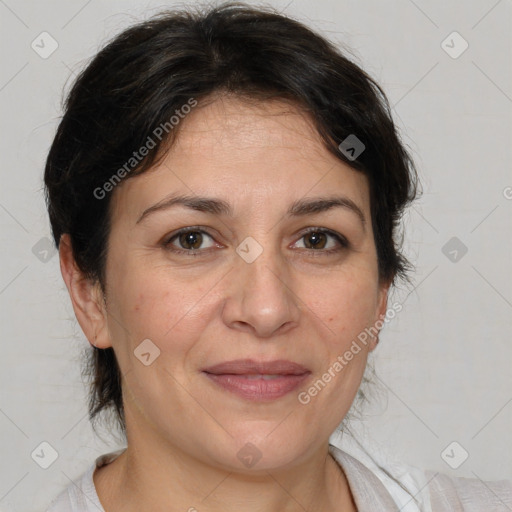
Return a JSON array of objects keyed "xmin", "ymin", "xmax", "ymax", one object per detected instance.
[{"xmin": 46, "ymin": 444, "xmax": 512, "ymax": 511}]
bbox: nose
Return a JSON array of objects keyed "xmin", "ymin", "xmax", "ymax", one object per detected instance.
[{"xmin": 221, "ymin": 243, "xmax": 301, "ymax": 339}]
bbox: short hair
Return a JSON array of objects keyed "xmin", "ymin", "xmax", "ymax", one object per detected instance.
[{"xmin": 44, "ymin": 1, "xmax": 418, "ymax": 434}]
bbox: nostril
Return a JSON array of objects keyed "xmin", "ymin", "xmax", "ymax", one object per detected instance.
[{"xmin": 231, "ymin": 321, "xmax": 254, "ymax": 333}]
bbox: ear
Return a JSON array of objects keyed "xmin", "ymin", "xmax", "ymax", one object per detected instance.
[
  {"xmin": 59, "ymin": 234, "xmax": 112, "ymax": 349},
  {"xmin": 368, "ymin": 280, "xmax": 390, "ymax": 352}
]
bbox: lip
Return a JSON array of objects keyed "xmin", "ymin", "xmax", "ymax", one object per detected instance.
[
  {"xmin": 203, "ymin": 359, "xmax": 310, "ymax": 375},
  {"xmin": 202, "ymin": 359, "xmax": 311, "ymax": 402}
]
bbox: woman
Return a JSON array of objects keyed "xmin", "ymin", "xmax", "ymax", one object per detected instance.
[{"xmin": 44, "ymin": 2, "xmax": 511, "ymax": 511}]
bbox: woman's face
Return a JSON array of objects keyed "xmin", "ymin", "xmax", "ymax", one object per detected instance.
[{"xmin": 94, "ymin": 96, "xmax": 389, "ymax": 471}]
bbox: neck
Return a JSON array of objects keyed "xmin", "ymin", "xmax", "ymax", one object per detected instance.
[{"xmin": 94, "ymin": 405, "xmax": 356, "ymax": 512}]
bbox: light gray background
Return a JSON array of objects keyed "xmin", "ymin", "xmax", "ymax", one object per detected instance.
[{"xmin": 0, "ymin": 0, "xmax": 511, "ymax": 510}]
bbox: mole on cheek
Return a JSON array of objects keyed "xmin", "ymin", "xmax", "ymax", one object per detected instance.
[{"xmin": 134, "ymin": 293, "xmax": 145, "ymax": 312}]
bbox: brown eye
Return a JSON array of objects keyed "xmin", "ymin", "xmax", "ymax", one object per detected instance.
[
  {"xmin": 303, "ymin": 231, "xmax": 328, "ymax": 249},
  {"xmin": 165, "ymin": 228, "xmax": 216, "ymax": 253},
  {"xmin": 179, "ymin": 231, "xmax": 203, "ymax": 250},
  {"xmin": 294, "ymin": 228, "xmax": 348, "ymax": 252}
]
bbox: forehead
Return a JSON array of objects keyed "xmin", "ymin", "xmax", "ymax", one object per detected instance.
[
  {"xmin": 110, "ymin": 95, "xmax": 370, "ymax": 224},
  {"xmin": 175, "ymin": 96, "xmax": 325, "ymax": 153}
]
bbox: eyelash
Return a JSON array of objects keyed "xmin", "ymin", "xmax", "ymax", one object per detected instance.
[{"xmin": 162, "ymin": 226, "xmax": 349, "ymax": 257}]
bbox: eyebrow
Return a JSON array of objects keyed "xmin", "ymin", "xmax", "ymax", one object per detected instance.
[{"xmin": 136, "ymin": 194, "xmax": 366, "ymax": 230}]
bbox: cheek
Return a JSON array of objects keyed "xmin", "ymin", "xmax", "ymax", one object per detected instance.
[
  {"xmin": 305, "ymin": 279, "xmax": 375, "ymax": 413},
  {"xmin": 308, "ymin": 272, "xmax": 379, "ymax": 344},
  {"xmin": 110, "ymin": 272, "xmax": 214, "ymax": 407},
  {"xmin": 116, "ymin": 270, "xmax": 216, "ymax": 359}
]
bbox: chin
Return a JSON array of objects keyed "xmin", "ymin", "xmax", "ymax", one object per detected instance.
[{"xmin": 203, "ymin": 423, "xmax": 314, "ymax": 473}]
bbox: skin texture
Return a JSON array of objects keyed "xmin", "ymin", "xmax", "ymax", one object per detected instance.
[{"xmin": 60, "ymin": 95, "xmax": 390, "ymax": 512}]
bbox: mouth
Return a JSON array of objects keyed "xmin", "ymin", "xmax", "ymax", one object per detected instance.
[{"xmin": 202, "ymin": 359, "xmax": 311, "ymax": 401}]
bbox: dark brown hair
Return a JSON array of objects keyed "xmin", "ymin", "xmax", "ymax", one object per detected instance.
[{"xmin": 44, "ymin": 1, "xmax": 418, "ymax": 435}]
